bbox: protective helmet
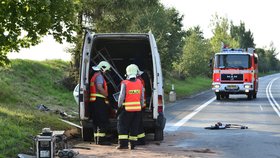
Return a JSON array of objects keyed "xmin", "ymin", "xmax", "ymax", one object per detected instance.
[
  {"xmin": 135, "ymin": 65, "xmax": 144, "ymax": 76},
  {"xmin": 126, "ymin": 64, "xmax": 138, "ymax": 79},
  {"xmin": 92, "ymin": 61, "xmax": 111, "ymax": 72}
]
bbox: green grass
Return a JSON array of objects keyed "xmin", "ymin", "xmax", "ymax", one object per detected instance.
[
  {"xmin": 0, "ymin": 59, "xmax": 75, "ymax": 157},
  {"xmin": 164, "ymin": 75, "xmax": 212, "ymax": 99}
]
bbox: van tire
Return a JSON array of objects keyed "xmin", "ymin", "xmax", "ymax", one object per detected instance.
[
  {"xmin": 82, "ymin": 127, "xmax": 93, "ymax": 141},
  {"xmin": 154, "ymin": 128, "xmax": 164, "ymax": 141}
]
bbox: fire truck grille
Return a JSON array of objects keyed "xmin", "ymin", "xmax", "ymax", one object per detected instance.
[{"xmin": 221, "ymin": 74, "xmax": 243, "ymax": 81}]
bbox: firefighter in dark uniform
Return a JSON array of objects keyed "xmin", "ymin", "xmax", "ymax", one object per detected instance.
[
  {"xmin": 116, "ymin": 64, "xmax": 144, "ymax": 150},
  {"xmin": 90, "ymin": 61, "xmax": 111, "ymax": 145}
]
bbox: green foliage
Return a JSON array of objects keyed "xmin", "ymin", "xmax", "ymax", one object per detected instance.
[
  {"xmin": 256, "ymin": 43, "xmax": 280, "ymax": 73},
  {"xmin": 173, "ymin": 26, "xmax": 211, "ymax": 77},
  {"xmin": 230, "ymin": 22, "xmax": 255, "ymax": 48},
  {"xmin": 72, "ymin": 0, "xmax": 185, "ymax": 71},
  {"xmin": 0, "ymin": 0, "xmax": 78, "ymax": 65},
  {"xmin": 209, "ymin": 14, "xmax": 239, "ymax": 52}
]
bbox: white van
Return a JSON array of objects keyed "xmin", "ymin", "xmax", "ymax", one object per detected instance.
[{"xmin": 76, "ymin": 30, "xmax": 166, "ymax": 141}]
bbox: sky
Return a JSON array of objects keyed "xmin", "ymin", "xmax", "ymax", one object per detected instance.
[
  {"xmin": 8, "ymin": 36, "xmax": 73, "ymax": 61},
  {"xmin": 161, "ymin": 0, "xmax": 280, "ymax": 59},
  {"xmin": 8, "ymin": 0, "xmax": 280, "ymax": 60}
]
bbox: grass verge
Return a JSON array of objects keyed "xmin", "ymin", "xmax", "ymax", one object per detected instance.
[
  {"xmin": 164, "ymin": 75, "xmax": 212, "ymax": 99},
  {"xmin": 0, "ymin": 59, "xmax": 75, "ymax": 157}
]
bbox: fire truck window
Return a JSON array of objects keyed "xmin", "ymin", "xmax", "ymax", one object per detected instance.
[{"xmin": 215, "ymin": 54, "xmax": 250, "ymax": 69}]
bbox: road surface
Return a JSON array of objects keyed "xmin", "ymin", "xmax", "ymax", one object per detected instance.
[{"xmin": 73, "ymin": 73, "xmax": 280, "ymax": 158}]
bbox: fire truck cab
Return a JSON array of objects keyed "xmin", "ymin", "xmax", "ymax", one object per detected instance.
[{"xmin": 211, "ymin": 48, "xmax": 258, "ymax": 100}]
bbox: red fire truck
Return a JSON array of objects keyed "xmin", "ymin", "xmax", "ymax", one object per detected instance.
[{"xmin": 211, "ymin": 48, "xmax": 259, "ymax": 100}]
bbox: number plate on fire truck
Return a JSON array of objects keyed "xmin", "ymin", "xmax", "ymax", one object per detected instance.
[{"xmin": 226, "ymin": 85, "xmax": 238, "ymax": 89}]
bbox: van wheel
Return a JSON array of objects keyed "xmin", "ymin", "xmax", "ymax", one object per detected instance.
[
  {"xmin": 154, "ymin": 128, "xmax": 164, "ymax": 141},
  {"xmin": 82, "ymin": 127, "xmax": 93, "ymax": 141}
]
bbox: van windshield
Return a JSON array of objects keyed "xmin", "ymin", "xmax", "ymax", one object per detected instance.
[{"xmin": 214, "ymin": 54, "xmax": 251, "ymax": 69}]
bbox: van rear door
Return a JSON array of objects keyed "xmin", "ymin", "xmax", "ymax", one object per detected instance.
[
  {"xmin": 148, "ymin": 32, "xmax": 165, "ymax": 119},
  {"xmin": 148, "ymin": 32, "xmax": 165, "ymax": 141},
  {"xmin": 79, "ymin": 31, "xmax": 93, "ymax": 120}
]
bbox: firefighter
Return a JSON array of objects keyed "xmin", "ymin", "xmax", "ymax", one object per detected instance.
[
  {"xmin": 116, "ymin": 64, "xmax": 144, "ymax": 150},
  {"xmin": 135, "ymin": 65, "xmax": 146, "ymax": 145},
  {"xmin": 90, "ymin": 61, "xmax": 111, "ymax": 145}
]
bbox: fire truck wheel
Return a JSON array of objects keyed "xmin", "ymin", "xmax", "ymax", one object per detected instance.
[
  {"xmin": 247, "ymin": 93, "xmax": 252, "ymax": 100},
  {"xmin": 225, "ymin": 94, "xmax": 229, "ymax": 99},
  {"xmin": 253, "ymin": 92, "xmax": 257, "ymax": 99},
  {"xmin": 215, "ymin": 93, "xmax": 221, "ymax": 100}
]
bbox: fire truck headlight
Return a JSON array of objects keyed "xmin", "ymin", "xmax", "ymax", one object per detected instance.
[
  {"xmin": 213, "ymin": 84, "xmax": 220, "ymax": 89},
  {"xmin": 244, "ymin": 85, "xmax": 251, "ymax": 89}
]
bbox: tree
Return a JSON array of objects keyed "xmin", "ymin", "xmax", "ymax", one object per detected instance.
[
  {"xmin": 173, "ymin": 26, "xmax": 211, "ymax": 77},
  {"xmin": 230, "ymin": 22, "xmax": 255, "ymax": 48},
  {"xmin": 132, "ymin": 6, "xmax": 186, "ymax": 70},
  {"xmin": 256, "ymin": 43, "xmax": 280, "ymax": 73},
  {"xmin": 266, "ymin": 43, "xmax": 280, "ymax": 71},
  {"xmin": 71, "ymin": 0, "xmax": 185, "ymax": 71},
  {"xmin": 209, "ymin": 14, "xmax": 239, "ymax": 53},
  {"xmin": 255, "ymin": 48, "xmax": 268, "ymax": 73},
  {"xmin": 0, "ymin": 0, "xmax": 78, "ymax": 66}
]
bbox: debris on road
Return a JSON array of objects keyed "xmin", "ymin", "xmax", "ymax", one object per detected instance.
[{"xmin": 205, "ymin": 122, "xmax": 248, "ymax": 130}]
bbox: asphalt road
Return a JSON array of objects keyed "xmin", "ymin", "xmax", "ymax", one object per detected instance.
[
  {"xmin": 73, "ymin": 74, "xmax": 280, "ymax": 157},
  {"xmin": 165, "ymin": 73, "xmax": 280, "ymax": 158}
]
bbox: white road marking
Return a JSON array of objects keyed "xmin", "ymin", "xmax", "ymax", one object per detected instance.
[
  {"xmin": 165, "ymin": 97, "xmax": 216, "ymax": 131},
  {"xmin": 266, "ymin": 78, "xmax": 280, "ymax": 117},
  {"xmin": 259, "ymin": 105, "xmax": 263, "ymax": 111}
]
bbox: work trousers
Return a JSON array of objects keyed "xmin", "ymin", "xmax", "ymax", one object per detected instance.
[
  {"xmin": 90, "ymin": 97, "xmax": 110, "ymax": 144},
  {"xmin": 137, "ymin": 110, "xmax": 145, "ymax": 145},
  {"xmin": 117, "ymin": 109, "xmax": 141, "ymax": 148}
]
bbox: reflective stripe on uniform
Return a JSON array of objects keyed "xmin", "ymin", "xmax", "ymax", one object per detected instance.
[
  {"xmin": 95, "ymin": 132, "xmax": 106, "ymax": 137},
  {"xmin": 123, "ymin": 102, "xmax": 140, "ymax": 105},
  {"xmin": 90, "ymin": 98, "xmax": 96, "ymax": 101},
  {"xmin": 129, "ymin": 136, "xmax": 138, "ymax": 141},
  {"xmin": 125, "ymin": 106, "xmax": 141, "ymax": 110},
  {"xmin": 137, "ymin": 133, "xmax": 145, "ymax": 138},
  {"xmin": 118, "ymin": 135, "xmax": 128, "ymax": 139},
  {"xmin": 90, "ymin": 93, "xmax": 105, "ymax": 98}
]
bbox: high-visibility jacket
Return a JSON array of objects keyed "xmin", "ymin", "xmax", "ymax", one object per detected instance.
[
  {"xmin": 122, "ymin": 79, "xmax": 143, "ymax": 112},
  {"xmin": 137, "ymin": 76, "xmax": 146, "ymax": 108},
  {"xmin": 90, "ymin": 72, "xmax": 108, "ymax": 102}
]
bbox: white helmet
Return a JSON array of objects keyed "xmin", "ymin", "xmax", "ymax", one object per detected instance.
[
  {"xmin": 92, "ymin": 61, "xmax": 111, "ymax": 72},
  {"xmin": 126, "ymin": 64, "xmax": 138, "ymax": 79},
  {"xmin": 135, "ymin": 65, "xmax": 144, "ymax": 76}
]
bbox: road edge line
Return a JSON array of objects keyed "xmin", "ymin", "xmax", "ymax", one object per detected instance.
[{"xmin": 165, "ymin": 97, "xmax": 216, "ymax": 131}]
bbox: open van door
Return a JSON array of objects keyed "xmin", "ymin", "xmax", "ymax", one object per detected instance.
[
  {"xmin": 148, "ymin": 32, "xmax": 166, "ymax": 141},
  {"xmin": 79, "ymin": 30, "xmax": 94, "ymax": 141}
]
